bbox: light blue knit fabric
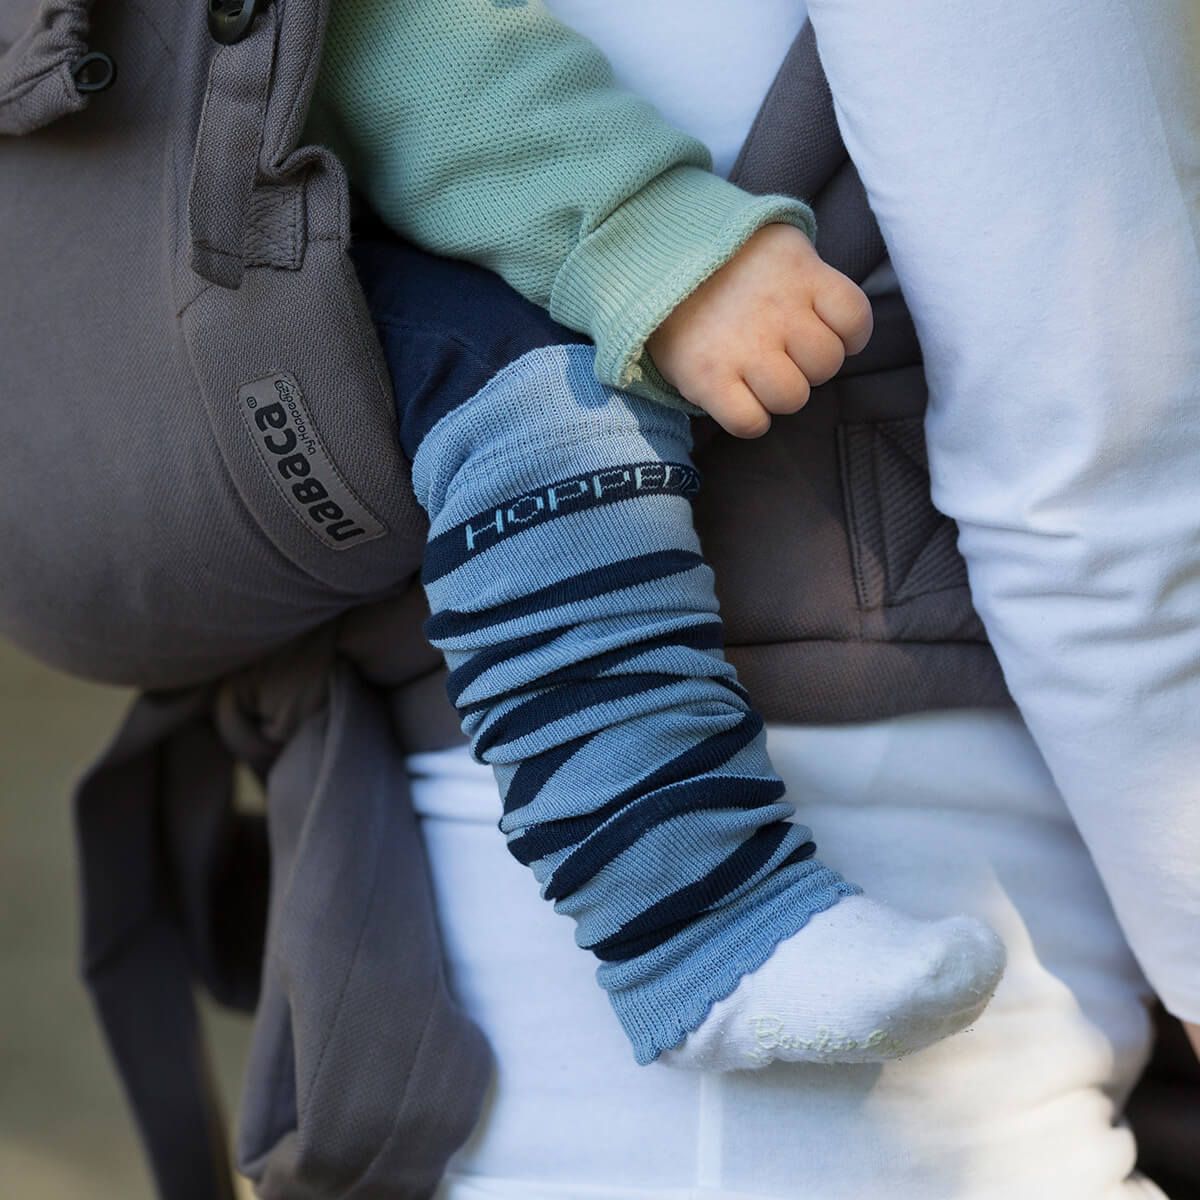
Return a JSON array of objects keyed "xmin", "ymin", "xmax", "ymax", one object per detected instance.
[{"xmin": 411, "ymin": 344, "xmax": 859, "ymax": 1063}]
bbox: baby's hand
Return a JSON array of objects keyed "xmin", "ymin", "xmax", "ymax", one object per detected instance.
[{"xmin": 646, "ymin": 223, "xmax": 873, "ymax": 438}]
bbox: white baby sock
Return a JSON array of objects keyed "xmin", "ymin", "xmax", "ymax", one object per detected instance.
[{"xmin": 658, "ymin": 895, "xmax": 1006, "ymax": 1070}]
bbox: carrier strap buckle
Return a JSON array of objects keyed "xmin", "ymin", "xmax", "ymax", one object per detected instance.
[{"xmin": 208, "ymin": 0, "xmax": 269, "ymax": 46}]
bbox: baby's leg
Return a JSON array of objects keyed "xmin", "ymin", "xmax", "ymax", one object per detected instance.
[{"xmin": 353, "ymin": 234, "xmax": 1004, "ymax": 1069}]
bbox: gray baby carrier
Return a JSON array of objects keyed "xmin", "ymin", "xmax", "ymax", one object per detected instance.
[{"xmin": 1, "ymin": 2, "xmax": 1061, "ymax": 1197}]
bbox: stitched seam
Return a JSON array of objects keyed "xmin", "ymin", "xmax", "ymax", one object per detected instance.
[
  {"xmin": 870, "ymin": 428, "xmax": 897, "ymax": 603},
  {"xmin": 874, "ymin": 422, "xmax": 956, "ymax": 602},
  {"xmin": 176, "ymin": 280, "xmax": 216, "ymax": 321},
  {"xmin": 836, "ymin": 424, "xmax": 871, "ymax": 611},
  {"xmin": 193, "ymin": 240, "xmax": 245, "ymax": 260},
  {"xmin": 128, "ymin": 0, "xmax": 177, "ymax": 63},
  {"xmin": 882, "ymin": 582, "xmax": 967, "ymax": 608},
  {"xmin": 289, "ymin": 184, "xmax": 301, "ymax": 263},
  {"xmin": 891, "ymin": 539, "xmax": 961, "ymax": 603},
  {"xmin": 0, "ymin": 69, "xmax": 63, "ymax": 109}
]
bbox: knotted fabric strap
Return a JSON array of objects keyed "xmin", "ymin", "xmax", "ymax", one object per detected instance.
[
  {"xmin": 237, "ymin": 662, "xmax": 492, "ymax": 1199},
  {"xmin": 75, "ymin": 656, "xmax": 492, "ymax": 1200}
]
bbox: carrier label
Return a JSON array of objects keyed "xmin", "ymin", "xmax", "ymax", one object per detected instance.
[{"xmin": 237, "ymin": 372, "xmax": 387, "ymax": 551}]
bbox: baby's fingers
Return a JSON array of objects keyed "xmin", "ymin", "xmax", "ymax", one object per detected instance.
[
  {"xmin": 744, "ymin": 352, "xmax": 811, "ymax": 417},
  {"xmin": 813, "ymin": 272, "xmax": 874, "ymax": 356},
  {"xmin": 692, "ymin": 376, "xmax": 774, "ymax": 439},
  {"xmin": 786, "ymin": 318, "xmax": 848, "ymax": 390}
]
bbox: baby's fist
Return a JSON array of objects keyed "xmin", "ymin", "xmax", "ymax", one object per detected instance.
[{"xmin": 646, "ymin": 224, "xmax": 873, "ymax": 438}]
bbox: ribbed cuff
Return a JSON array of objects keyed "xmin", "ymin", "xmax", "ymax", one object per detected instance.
[
  {"xmin": 600, "ymin": 857, "xmax": 860, "ymax": 1065},
  {"xmin": 411, "ymin": 345, "xmax": 693, "ymax": 519},
  {"xmin": 549, "ymin": 165, "xmax": 817, "ymax": 416}
]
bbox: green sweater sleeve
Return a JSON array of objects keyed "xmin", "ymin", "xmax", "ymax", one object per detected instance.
[{"xmin": 308, "ymin": 0, "xmax": 816, "ymax": 414}]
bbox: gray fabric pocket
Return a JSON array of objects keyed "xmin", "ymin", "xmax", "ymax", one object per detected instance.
[{"xmin": 838, "ymin": 417, "xmax": 970, "ymax": 610}]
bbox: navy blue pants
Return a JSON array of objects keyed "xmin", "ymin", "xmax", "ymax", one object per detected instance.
[{"xmin": 350, "ymin": 232, "xmax": 587, "ymax": 459}]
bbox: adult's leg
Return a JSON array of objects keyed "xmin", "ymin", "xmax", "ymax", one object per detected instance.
[{"xmin": 806, "ymin": 0, "xmax": 1200, "ymax": 1025}]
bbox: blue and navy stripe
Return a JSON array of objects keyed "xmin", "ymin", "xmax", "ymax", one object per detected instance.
[{"xmin": 363, "ymin": 242, "xmax": 859, "ymax": 1062}]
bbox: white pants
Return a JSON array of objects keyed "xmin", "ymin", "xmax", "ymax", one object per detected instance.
[
  {"xmin": 803, "ymin": 0, "xmax": 1200, "ymax": 1019},
  {"xmin": 408, "ymin": 711, "xmax": 1159, "ymax": 1199}
]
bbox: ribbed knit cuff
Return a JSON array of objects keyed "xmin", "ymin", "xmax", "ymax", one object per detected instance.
[
  {"xmin": 549, "ymin": 165, "xmax": 818, "ymax": 416},
  {"xmin": 601, "ymin": 857, "xmax": 859, "ymax": 1065}
]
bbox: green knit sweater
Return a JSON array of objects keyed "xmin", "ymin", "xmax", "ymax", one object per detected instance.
[{"xmin": 307, "ymin": 0, "xmax": 816, "ymax": 413}]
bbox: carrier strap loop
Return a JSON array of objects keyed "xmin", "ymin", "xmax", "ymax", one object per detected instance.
[
  {"xmin": 188, "ymin": 4, "xmax": 282, "ymax": 288},
  {"xmin": 0, "ymin": 0, "xmax": 93, "ymax": 135}
]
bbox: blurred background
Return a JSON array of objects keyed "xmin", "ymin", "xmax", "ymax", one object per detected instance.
[{"xmin": 0, "ymin": 638, "xmax": 252, "ymax": 1199}]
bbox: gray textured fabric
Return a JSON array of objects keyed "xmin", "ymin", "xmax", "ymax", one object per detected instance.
[
  {"xmin": 77, "ymin": 648, "xmax": 491, "ymax": 1200},
  {"xmin": 691, "ymin": 292, "xmax": 1007, "ymax": 722},
  {"xmin": 2, "ymin": 1, "xmax": 490, "ymax": 1196},
  {"xmin": 0, "ymin": 0, "xmax": 92, "ymax": 135},
  {"xmin": 236, "ymin": 662, "xmax": 493, "ymax": 1200},
  {"xmin": 0, "ymin": 0, "xmax": 427, "ymax": 691},
  {"xmin": 244, "ymin": 184, "xmax": 306, "ymax": 269},
  {"xmin": 188, "ymin": 10, "xmax": 281, "ymax": 288}
]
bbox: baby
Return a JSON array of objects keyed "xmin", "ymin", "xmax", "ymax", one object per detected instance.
[{"xmin": 313, "ymin": 0, "xmax": 1006, "ymax": 1070}]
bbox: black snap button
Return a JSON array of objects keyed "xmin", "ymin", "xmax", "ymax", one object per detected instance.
[
  {"xmin": 72, "ymin": 51, "xmax": 117, "ymax": 94},
  {"xmin": 208, "ymin": 0, "xmax": 268, "ymax": 45}
]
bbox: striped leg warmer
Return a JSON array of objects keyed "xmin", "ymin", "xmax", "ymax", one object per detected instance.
[{"xmin": 411, "ymin": 343, "xmax": 858, "ymax": 1064}]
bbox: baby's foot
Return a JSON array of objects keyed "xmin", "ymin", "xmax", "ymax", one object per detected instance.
[{"xmin": 658, "ymin": 895, "xmax": 1005, "ymax": 1071}]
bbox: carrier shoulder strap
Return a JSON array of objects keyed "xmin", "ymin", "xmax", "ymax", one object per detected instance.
[
  {"xmin": 730, "ymin": 19, "xmax": 887, "ymax": 285},
  {"xmin": 709, "ymin": 20, "xmax": 1008, "ymax": 723}
]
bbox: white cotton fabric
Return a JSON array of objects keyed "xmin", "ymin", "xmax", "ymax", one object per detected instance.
[
  {"xmin": 406, "ymin": 711, "xmax": 1160, "ymax": 1199},
  {"xmin": 543, "ymin": 0, "xmax": 808, "ymax": 180},
  {"xmin": 802, "ymin": 0, "xmax": 1200, "ymax": 1021}
]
